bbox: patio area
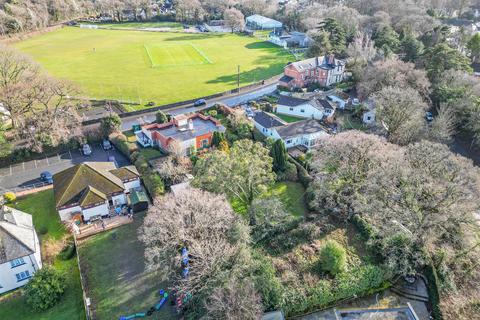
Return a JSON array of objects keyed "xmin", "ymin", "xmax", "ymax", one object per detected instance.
[{"xmin": 73, "ymin": 215, "xmax": 133, "ymax": 240}]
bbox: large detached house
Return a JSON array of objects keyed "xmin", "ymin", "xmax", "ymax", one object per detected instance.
[
  {"xmin": 138, "ymin": 113, "xmax": 226, "ymax": 156},
  {"xmin": 253, "ymin": 111, "xmax": 329, "ymax": 149},
  {"xmin": 53, "ymin": 162, "xmax": 141, "ymax": 222},
  {"xmin": 0, "ymin": 206, "xmax": 42, "ymax": 294},
  {"xmin": 279, "ymin": 55, "xmax": 346, "ymax": 89}
]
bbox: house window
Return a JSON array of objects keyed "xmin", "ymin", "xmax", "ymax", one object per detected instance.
[
  {"xmin": 201, "ymin": 139, "xmax": 209, "ymax": 148},
  {"xmin": 286, "ymin": 139, "xmax": 292, "ymax": 144},
  {"xmin": 300, "ymin": 109, "xmax": 305, "ymax": 113},
  {"xmin": 10, "ymin": 258, "xmax": 25, "ymax": 268},
  {"xmin": 289, "ymin": 107, "xmax": 293, "ymax": 111},
  {"xmin": 367, "ymin": 116, "xmax": 371, "ymax": 121},
  {"xmin": 15, "ymin": 271, "xmax": 31, "ymax": 282}
]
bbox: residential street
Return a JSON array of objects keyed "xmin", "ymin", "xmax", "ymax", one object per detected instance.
[
  {"xmin": 0, "ymin": 144, "xmax": 129, "ymax": 192},
  {"xmin": 119, "ymin": 83, "xmax": 278, "ymax": 130}
]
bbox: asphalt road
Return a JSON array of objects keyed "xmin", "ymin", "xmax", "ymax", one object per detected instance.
[
  {"xmin": 0, "ymin": 83, "xmax": 277, "ymax": 191},
  {"xmin": 0, "ymin": 144, "xmax": 130, "ymax": 192},
  {"xmin": 120, "ymin": 84, "xmax": 277, "ymax": 130}
]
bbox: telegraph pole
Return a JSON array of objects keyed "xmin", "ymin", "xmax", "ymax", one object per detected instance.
[{"xmin": 237, "ymin": 65, "xmax": 240, "ymax": 95}]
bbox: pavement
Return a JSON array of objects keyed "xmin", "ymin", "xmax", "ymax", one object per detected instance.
[
  {"xmin": 119, "ymin": 83, "xmax": 278, "ymax": 130},
  {"xmin": 0, "ymin": 144, "xmax": 130, "ymax": 192}
]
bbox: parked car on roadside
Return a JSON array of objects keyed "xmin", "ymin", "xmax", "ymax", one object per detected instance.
[
  {"xmin": 40, "ymin": 171, "xmax": 53, "ymax": 184},
  {"xmin": 82, "ymin": 144, "xmax": 92, "ymax": 156},
  {"xmin": 194, "ymin": 99, "xmax": 207, "ymax": 107},
  {"xmin": 102, "ymin": 139, "xmax": 113, "ymax": 150},
  {"xmin": 425, "ymin": 111, "xmax": 434, "ymax": 122}
]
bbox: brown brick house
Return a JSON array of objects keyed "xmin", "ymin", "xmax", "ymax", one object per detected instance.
[{"xmin": 279, "ymin": 55, "xmax": 346, "ymax": 89}]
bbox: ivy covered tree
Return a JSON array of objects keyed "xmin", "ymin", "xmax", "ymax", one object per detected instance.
[
  {"xmin": 193, "ymin": 139, "xmax": 275, "ymax": 217},
  {"xmin": 373, "ymin": 25, "xmax": 400, "ymax": 54},
  {"xmin": 155, "ymin": 111, "xmax": 168, "ymax": 124},
  {"xmin": 422, "ymin": 43, "xmax": 472, "ymax": 81},
  {"xmin": 100, "ymin": 113, "xmax": 122, "ymax": 137},
  {"xmin": 211, "ymin": 131, "xmax": 226, "ymax": 148},
  {"xmin": 466, "ymin": 32, "xmax": 480, "ymax": 62},
  {"xmin": 400, "ymin": 30, "xmax": 424, "ymax": 62}
]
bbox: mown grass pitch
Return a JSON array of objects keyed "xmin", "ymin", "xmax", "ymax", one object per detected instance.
[
  {"xmin": 144, "ymin": 42, "xmax": 211, "ymax": 67},
  {"xmin": 14, "ymin": 27, "xmax": 292, "ymax": 108}
]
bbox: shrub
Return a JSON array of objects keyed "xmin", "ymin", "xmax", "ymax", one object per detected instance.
[
  {"xmin": 156, "ymin": 111, "xmax": 168, "ymax": 124},
  {"xmin": 318, "ymin": 240, "xmax": 346, "ymax": 276},
  {"xmin": 250, "ymin": 251, "xmax": 284, "ymax": 311},
  {"xmin": 58, "ymin": 242, "xmax": 76, "ymax": 260},
  {"xmin": 3, "ymin": 192, "xmax": 16, "ymax": 203},
  {"xmin": 208, "ymin": 110, "xmax": 218, "ymax": 118},
  {"xmin": 110, "ymin": 133, "xmax": 137, "ymax": 160},
  {"xmin": 24, "ymin": 267, "xmax": 66, "ymax": 311},
  {"xmin": 38, "ymin": 226, "xmax": 48, "ymax": 235}
]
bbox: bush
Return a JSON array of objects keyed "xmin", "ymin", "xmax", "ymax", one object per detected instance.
[
  {"xmin": 318, "ymin": 240, "xmax": 346, "ymax": 276},
  {"xmin": 58, "ymin": 242, "xmax": 76, "ymax": 260},
  {"xmin": 24, "ymin": 267, "xmax": 66, "ymax": 311},
  {"xmin": 250, "ymin": 251, "xmax": 284, "ymax": 311},
  {"xmin": 208, "ymin": 110, "xmax": 218, "ymax": 118},
  {"xmin": 143, "ymin": 173, "xmax": 165, "ymax": 198},
  {"xmin": 38, "ymin": 226, "xmax": 48, "ymax": 235},
  {"xmin": 110, "ymin": 133, "xmax": 137, "ymax": 160},
  {"xmin": 3, "ymin": 192, "xmax": 16, "ymax": 203}
]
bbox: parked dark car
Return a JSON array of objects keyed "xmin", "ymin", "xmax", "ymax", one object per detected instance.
[
  {"xmin": 102, "ymin": 139, "xmax": 113, "ymax": 150},
  {"xmin": 194, "ymin": 99, "xmax": 207, "ymax": 107},
  {"xmin": 40, "ymin": 171, "xmax": 53, "ymax": 184},
  {"xmin": 425, "ymin": 111, "xmax": 434, "ymax": 122}
]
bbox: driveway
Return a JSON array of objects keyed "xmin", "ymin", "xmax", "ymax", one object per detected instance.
[{"xmin": 0, "ymin": 144, "xmax": 130, "ymax": 192}]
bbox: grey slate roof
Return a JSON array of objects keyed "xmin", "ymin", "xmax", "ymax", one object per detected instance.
[
  {"xmin": 275, "ymin": 119, "xmax": 327, "ymax": 139},
  {"xmin": 279, "ymin": 75, "xmax": 294, "ymax": 83},
  {"xmin": 0, "ymin": 207, "xmax": 37, "ymax": 264},
  {"xmin": 253, "ymin": 111, "xmax": 286, "ymax": 128},
  {"xmin": 318, "ymin": 99, "xmax": 333, "ymax": 109},
  {"xmin": 290, "ymin": 55, "xmax": 345, "ymax": 71},
  {"xmin": 278, "ymin": 95, "xmax": 310, "ymax": 107},
  {"xmin": 153, "ymin": 117, "xmax": 226, "ymax": 142}
]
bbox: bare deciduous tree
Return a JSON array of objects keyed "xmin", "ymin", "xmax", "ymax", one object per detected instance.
[
  {"xmin": 224, "ymin": 8, "xmax": 245, "ymax": 33},
  {"xmin": 140, "ymin": 189, "xmax": 249, "ymax": 295},
  {"xmin": 373, "ymin": 86, "xmax": 428, "ymax": 145},
  {"xmin": 357, "ymin": 57, "xmax": 430, "ymax": 99},
  {"xmin": 204, "ymin": 276, "xmax": 263, "ymax": 320}
]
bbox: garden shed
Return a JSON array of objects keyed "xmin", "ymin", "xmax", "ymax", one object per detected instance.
[{"xmin": 129, "ymin": 189, "xmax": 149, "ymax": 213}]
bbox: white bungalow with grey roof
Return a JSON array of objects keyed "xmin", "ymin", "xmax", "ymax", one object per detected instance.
[
  {"xmin": 253, "ymin": 111, "xmax": 329, "ymax": 149},
  {"xmin": 276, "ymin": 95, "xmax": 330, "ymax": 120},
  {"xmin": 0, "ymin": 206, "xmax": 42, "ymax": 294}
]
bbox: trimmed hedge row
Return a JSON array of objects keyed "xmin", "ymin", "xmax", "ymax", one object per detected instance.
[{"xmin": 109, "ymin": 133, "xmax": 164, "ymax": 198}]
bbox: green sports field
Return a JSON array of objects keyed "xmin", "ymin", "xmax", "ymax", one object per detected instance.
[{"xmin": 14, "ymin": 27, "xmax": 292, "ymax": 108}]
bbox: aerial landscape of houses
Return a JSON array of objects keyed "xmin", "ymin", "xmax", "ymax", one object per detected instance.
[{"xmin": 0, "ymin": 1, "xmax": 480, "ymax": 320}]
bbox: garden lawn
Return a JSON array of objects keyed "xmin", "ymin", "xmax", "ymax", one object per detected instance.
[
  {"xmin": 274, "ymin": 113, "xmax": 304, "ymax": 123},
  {"xmin": 15, "ymin": 27, "xmax": 292, "ymax": 108},
  {"xmin": 139, "ymin": 147, "xmax": 164, "ymax": 160},
  {"xmin": 77, "ymin": 214, "xmax": 178, "ymax": 320},
  {"xmin": 230, "ymin": 181, "xmax": 308, "ymax": 217},
  {"xmin": 0, "ymin": 190, "xmax": 85, "ymax": 320}
]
